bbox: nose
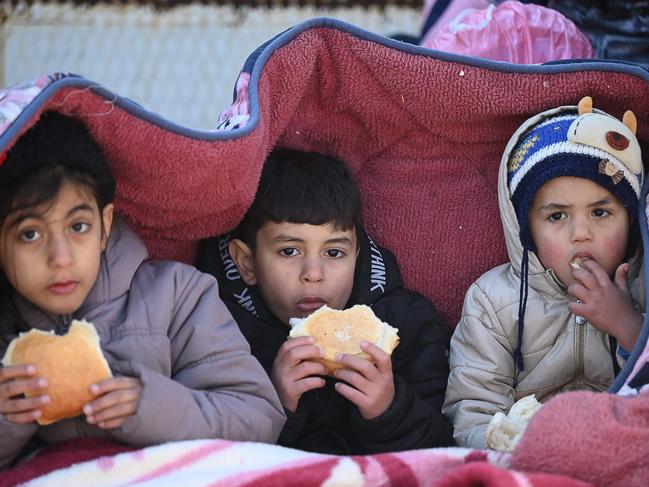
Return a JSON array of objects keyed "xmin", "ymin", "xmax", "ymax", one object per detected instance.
[
  {"xmin": 301, "ymin": 256, "xmax": 324, "ymax": 283},
  {"xmin": 47, "ymin": 234, "xmax": 74, "ymax": 268},
  {"xmin": 570, "ymin": 214, "xmax": 593, "ymax": 242}
]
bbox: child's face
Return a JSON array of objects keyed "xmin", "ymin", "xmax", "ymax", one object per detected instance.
[
  {"xmin": 235, "ymin": 221, "xmax": 358, "ymax": 326},
  {"xmin": 528, "ymin": 176, "xmax": 630, "ymax": 287},
  {"xmin": 0, "ymin": 181, "xmax": 114, "ymax": 316}
]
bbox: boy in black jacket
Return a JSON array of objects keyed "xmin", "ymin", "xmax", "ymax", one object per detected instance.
[{"xmin": 197, "ymin": 148, "xmax": 454, "ymax": 454}]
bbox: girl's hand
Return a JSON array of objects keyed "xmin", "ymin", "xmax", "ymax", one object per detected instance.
[
  {"xmin": 333, "ymin": 342, "xmax": 395, "ymax": 420},
  {"xmin": 271, "ymin": 336, "xmax": 328, "ymax": 413},
  {"xmin": 568, "ymin": 261, "xmax": 643, "ymax": 351},
  {"xmin": 0, "ymin": 364, "xmax": 49, "ymax": 423},
  {"xmin": 84, "ymin": 376, "xmax": 142, "ymax": 429}
]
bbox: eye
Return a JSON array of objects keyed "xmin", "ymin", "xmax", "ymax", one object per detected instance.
[
  {"xmin": 548, "ymin": 212, "xmax": 566, "ymax": 222},
  {"xmin": 71, "ymin": 222, "xmax": 90, "ymax": 233},
  {"xmin": 593, "ymin": 208, "xmax": 610, "ymax": 218},
  {"xmin": 20, "ymin": 229, "xmax": 41, "ymax": 242},
  {"xmin": 279, "ymin": 247, "xmax": 299, "ymax": 257},
  {"xmin": 325, "ymin": 249, "xmax": 345, "ymax": 258},
  {"xmin": 606, "ymin": 131, "xmax": 630, "ymax": 151}
]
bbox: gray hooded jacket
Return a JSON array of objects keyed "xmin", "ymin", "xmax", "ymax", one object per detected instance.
[{"xmin": 0, "ymin": 218, "xmax": 285, "ymax": 468}]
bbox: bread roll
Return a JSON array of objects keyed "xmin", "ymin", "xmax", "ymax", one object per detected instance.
[
  {"xmin": 486, "ymin": 394, "xmax": 542, "ymax": 452},
  {"xmin": 2, "ymin": 319, "xmax": 112, "ymax": 425},
  {"xmin": 289, "ymin": 304, "xmax": 399, "ymax": 374}
]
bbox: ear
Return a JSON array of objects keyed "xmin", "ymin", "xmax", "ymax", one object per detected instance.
[
  {"xmin": 229, "ymin": 238, "xmax": 257, "ymax": 286},
  {"xmin": 623, "ymin": 110, "xmax": 637, "ymax": 135},
  {"xmin": 578, "ymin": 96, "xmax": 593, "ymax": 115},
  {"xmin": 100, "ymin": 203, "xmax": 114, "ymax": 251}
]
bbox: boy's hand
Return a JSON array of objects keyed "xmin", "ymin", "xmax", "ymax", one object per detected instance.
[
  {"xmin": 84, "ymin": 376, "xmax": 142, "ymax": 429},
  {"xmin": 271, "ymin": 336, "xmax": 327, "ymax": 413},
  {"xmin": 0, "ymin": 365, "xmax": 49, "ymax": 423},
  {"xmin": 333, "ymin": 341, "xmax": 395, "ymax": 420},
  {"xmin": 568, "ymin": 261, "xmax": 643, "ymax": 351}
]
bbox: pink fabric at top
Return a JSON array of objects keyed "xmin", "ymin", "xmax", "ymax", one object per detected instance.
[
  {"xmin": 421, "ymin": 0, "xmax": 489, "ymax": 38},
  {"xmin": 421, "ymin": 0, "xmax": 594, "ymax": 64}
]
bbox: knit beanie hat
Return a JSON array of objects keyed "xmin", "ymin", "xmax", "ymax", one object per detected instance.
[{"xmin": 506, "ymin": 96, "xmax": 643, "ymax": 371}]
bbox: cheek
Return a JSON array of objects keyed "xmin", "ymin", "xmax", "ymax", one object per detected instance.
[
  {"xmin": 600, "ymin": 232, "xmax": 629, "ymax": 268},
  {"xmin": 533, "ymin": 234, "xmax": 566, "ymax": 269},
  {"xmin": 331, "ymin": 264, "xmax": 356, "ymax": 306}
]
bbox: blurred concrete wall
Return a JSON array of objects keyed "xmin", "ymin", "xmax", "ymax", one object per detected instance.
[{"xmin": 1, "ymin": 2, "xmax": 421, "ymax": 130}]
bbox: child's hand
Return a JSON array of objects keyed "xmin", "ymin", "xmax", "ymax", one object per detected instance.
[
  {"xmin": 0, "ymin": 364, "xmax": 49, "ymax": 423},
  {"xmin": 83, "ymin": 376, "xmax": 142, "ymax": 429},
  {"xmin": 333, "ymin": 342, "xmax": 395, "ymax": 420},
  {"xmin": 271, "ymin": 336, "xmax": 327, "ymax": 413},
  {"xmin": 568, "ymin": 261, "xmax": 643, "ymax": 351}
]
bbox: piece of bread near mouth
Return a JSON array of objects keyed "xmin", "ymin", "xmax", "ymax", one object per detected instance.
[
  {"xmin": 570, "ymin": 257, "xmax": 585, "ymax": 270},
  {"xmin": 2, "ymin": 319, "xmax": 112, "ymax": 425},
  {"xmin": 288, "ymin": 304, "xmax": 399, "ymax": 375}
]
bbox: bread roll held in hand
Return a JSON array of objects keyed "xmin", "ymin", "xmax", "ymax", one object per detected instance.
[
  {"xmin": 2, "ymin": 319, "xmax": 112, "ymax": 425},
  {"xmin": 289, "ymin": 304, "xmax": 399, "ymax": 374},
  {"xmin": 486, "ymin": 394, "xmax": 543, "ymax": 452}
]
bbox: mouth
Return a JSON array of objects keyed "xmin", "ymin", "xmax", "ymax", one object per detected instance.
[
  {"xmin": 48, "ymin": 280, "xmax": 78, "ymax": 295},
  {"xmin": 296, "ymin": 297, "xmax": 327, "ymax": 313}
]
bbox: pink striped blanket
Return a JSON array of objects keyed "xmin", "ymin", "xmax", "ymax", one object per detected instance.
[{"xmin": 6, "ymin": 439, "xmax": 591, "ymax": 487}]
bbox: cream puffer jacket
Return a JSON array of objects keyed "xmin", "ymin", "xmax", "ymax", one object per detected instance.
[{"xmin": 442, "ymin": 107, "xmax": 645, "ymax": 449}]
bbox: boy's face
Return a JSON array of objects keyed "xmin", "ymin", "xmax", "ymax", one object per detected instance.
[
  {"xmin": 528, "ymin": 176, "xmax": 630, "ymax": 288},
  {"xmin": 232, "ymin": 221, "xmax": 358, "ymax": 326},
  {"xmin": 0, "ymin": 181, "xmax": 113, "ymax": 316}
]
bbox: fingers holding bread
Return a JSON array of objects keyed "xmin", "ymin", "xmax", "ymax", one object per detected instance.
[
  {"xmin": 84, "ymin": 376, "xmax": 143, "ymax": 429},
  {"xmin": 2, "ymin": 320, "xmax": 112, "ymax": 425},
  {"xmin": 0, "ymin": 365, "xmax": 50, "ymax": 423},
  {"xmin": 271, "ymin": 337, "xmax": 327, "ymax": 412}
]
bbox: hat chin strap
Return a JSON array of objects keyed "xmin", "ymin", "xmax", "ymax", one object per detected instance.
[{"xmin": 514, "ymin": 249, "xmax": 529, "ymax": 373}]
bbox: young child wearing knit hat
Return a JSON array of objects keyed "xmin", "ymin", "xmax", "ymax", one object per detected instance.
[{"xmin": 442, "ymin": 96, "xmax": 645, "ymax": 449}]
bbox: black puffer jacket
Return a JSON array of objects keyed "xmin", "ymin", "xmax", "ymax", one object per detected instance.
[{"xmin": 197, "ymin": 231, "xmax": 455, "ymax": 454}]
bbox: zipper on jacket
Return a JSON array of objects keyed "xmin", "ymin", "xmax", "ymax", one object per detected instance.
[
  {"xmin": 574, "ymin": 315, "xmax": 585, "ymax": 387},
  {"xmin": 57, "ymin": 314, "xmax": 73, "ymax": 335}
]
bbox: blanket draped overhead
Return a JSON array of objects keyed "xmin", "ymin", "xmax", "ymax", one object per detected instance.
[{"xmin": 2, "ymin": 19, "xmax": 648, "ymax": 329}]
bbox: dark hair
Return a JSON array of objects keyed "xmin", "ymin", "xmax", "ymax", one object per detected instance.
[
  {"xmin": 0, "ymin": 111, "xmax": 115, "ymax": 324},
  {"xmin": 236, "ymin": 148, "xmax": 363, "ymax": 251},
  {"xmin": 0, "ymin": 111, "xmax": 115, "ymax": 221}
]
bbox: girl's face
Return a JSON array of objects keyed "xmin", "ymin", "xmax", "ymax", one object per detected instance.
[{"xmin": 0, "ymin": 181, "xmax": 114, "ymax": 316}]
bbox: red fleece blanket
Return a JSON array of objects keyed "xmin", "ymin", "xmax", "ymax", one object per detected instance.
[
  {"xmin": 2, "ymin": 22, "xmax": 648, "ymax": 330},
  {"xmin": 0, "ymin": 17, "xmax": 648, "ymax": 487}
]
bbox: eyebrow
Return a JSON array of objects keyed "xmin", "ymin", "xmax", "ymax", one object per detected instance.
[
  {"xmin": 271, "ymin": 234, "xmax": 354, "ymax": 245},
  {"xmin": 537, "ymin": 198, "xmax": 613, "ymax": 212},
  {"xmin": 9, "ymin": 203, "xmax": 95, "ymax": 226}
]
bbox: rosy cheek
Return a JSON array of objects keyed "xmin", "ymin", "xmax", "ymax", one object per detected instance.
[
  {"xmin": 600, "ymin": 236, "xmax": 628, "ymax": 269},
  {"xmin": 535, "ymin": 237, "xmax": 564, "ymax": 269}
]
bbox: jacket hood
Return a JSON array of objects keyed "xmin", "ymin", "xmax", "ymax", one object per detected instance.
[{"xmin": 10, "ymin": 216, "xmax": 148, "ymax": 330}]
